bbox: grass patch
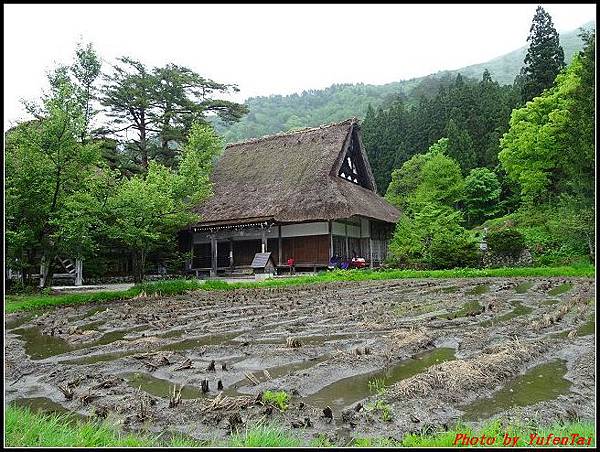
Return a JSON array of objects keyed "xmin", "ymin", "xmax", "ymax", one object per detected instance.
[
  {"xmin": 5, "ymin": 405, "xmax": 595, "ymax": 447},
  {"xmin": 548, "ymin": 283, "xmax": 574, "ymax": 296},
  {"xmin": 394, "ymin": 302, "xmax": 438, "ymax": 317},
  {"xmin": 4, "ymin": 405, "xmax": 201, "ymax": 447},
  {"xmin": 353, "ymin": 437, "xmax": 400, "ymax": 447},
  {"xmin": 261, "ymin": 390, "xmax": 290, "ymax": 411},
  {"xmin": 227, "ymin": 422, "xmax": 301, "ymax": 447},
  {"xmin": 368, "ymin": 377, "xmax": 388, "ymax": 395},
  {"xmin": 445, "ymin": 300, "xmax": 484, "ymax": 320},
  {"xmin": 5, "ymin": 265, "xmax": 594, "ymax": 314},
  {"xmin": 309, "ymin": 434, "xmax": 335, "ymax": 447},
  {"xmin": 365, "ymin": 399, "xmax": 394, "ymax": 422}
]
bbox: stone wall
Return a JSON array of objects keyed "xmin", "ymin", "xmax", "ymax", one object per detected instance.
[{"xmin": 481, "ymin": 249, "xmax": 533, "ymax": 268}]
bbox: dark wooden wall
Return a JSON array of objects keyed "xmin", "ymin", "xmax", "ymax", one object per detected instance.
[
  {"xmin": 281, "ymin": 234, "xmax": 329, "ymax": 265},
  {"xmin": 232, "ymin": 240, "xmax": 262, "ymax": 266},
  {"xmin": 191, "ymin": 234, "xmax": 332, "ymax": 269}
]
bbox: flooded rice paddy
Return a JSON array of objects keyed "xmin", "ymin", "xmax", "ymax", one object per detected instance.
[{"xmin": 5, "ymin": 276, "xmax": 595, "ymax": 445}]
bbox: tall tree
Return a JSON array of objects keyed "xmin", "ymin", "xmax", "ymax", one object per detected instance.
[
  {"xmin": 518, "ymin": 6, "xmax": 565, "ymax": 102},
  {"xmin": 101, "ymin": 58, "xmax": 247, "ymax": 171},
  {"xmin": 463, "ymin": 168, "xmax": 501, "ymax": 226},
  {"xmin": 70, "ymin": 41, "xmax": 102, "ymax": 142},
  {"xmin": 6, "ymin": 67, "xmax": 104, "ymax": 287},
  {"xmin": 104, "ymin": 122, "xmax": 222, "ymax": 282},
  {"xmin": 500, "ymin": 47, "xmax": 593, "ymax": 205},
  {"xmin": 446, "ymin": 118, "xmax": 476, "ymax": 173}
]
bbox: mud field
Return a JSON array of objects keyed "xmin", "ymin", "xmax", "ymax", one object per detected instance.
[{"xmin": 5, "ymin": 277, "xmax": 596, "ymax": 445}]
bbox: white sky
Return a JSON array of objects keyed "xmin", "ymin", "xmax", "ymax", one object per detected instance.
[{"xmin": 3, "ymin": 3, "xmax": 596, "ymax": 130}]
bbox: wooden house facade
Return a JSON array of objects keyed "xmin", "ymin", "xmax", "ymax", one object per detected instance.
[{"xmin": 182, "ymin": 118, "xmax": 401, "ymax": 276}]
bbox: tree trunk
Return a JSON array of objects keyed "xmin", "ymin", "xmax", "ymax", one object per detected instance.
[
  {"xmin": 39, "ymin": 253, "xmax": 55, "ymax": 289},
  {"xmin": 132, "ymin": 250, "xmax": 146, "ymax": 283},
  {"xmin": 140, "ymin": 110, "xmax": 148, "ymax": 171}
]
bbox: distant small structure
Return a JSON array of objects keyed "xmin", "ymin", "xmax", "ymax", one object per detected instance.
[{"xmin": 251, "ymin": 252, "xmax": 276, "ymax": 280}]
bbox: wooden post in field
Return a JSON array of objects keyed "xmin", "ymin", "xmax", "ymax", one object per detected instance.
[{"xmin": 75, "ymin": 259, "xmax": 83, "ymax": 286}]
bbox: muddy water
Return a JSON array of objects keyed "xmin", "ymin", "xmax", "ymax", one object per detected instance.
[
  {"xmin": 304, "ymin": 348, "xmax": 456, "ymax": 413},
  {"xmin": 62, "ymin": 350, "xmax": 140, "ymax": 365},
  {"xmin": 11, "ymin": 326, "xmax": 147, "ymax": 360},
  {"xmin": 233, "ymin": 355, "xmax": 331, "ymax": 390},
  {"xmin": 515, "ymin": 282, "xmax": 535, "ymax": 293},
  {"xmin": 10, "ymin": 327, "xmax": 73, "ymax": 359},
  {"xmin": 8, "ymin": 397, "xmax": 87, "ymax": 422},
  {"xmin": 480, "ymin": 300, "xmax": 533, "ymax": 327},
  {"xmin": 542, "ymin": 298, "xmax": 561, "ymax": 306},
  {"xmin": 467, "ymin": 284, "xmax": 490, "ymax": 295},
  {"xmin": 445, "ymin": 301, "xmax": 483, "ymax": 320},
  {"xmin": 5, "ymin": 313, "xmax": 37, "ymax": 330},
  {"xmin": 576, "ymin": 319, "xmax": 595, "ymax": 336},
  {"xmin": 125, "ymin": 373, "xmax": 211, "ymax": 399},
  {"xmin": 548, "ymin": 283, "xmax": 573, "ymax": 296},
  {"xmin": 5, "ymin": 277, "xmax": 594, "ymax": 445},
  {"xmin": 461, "ymin": 360, "xmax": 571, "ymax": 420}
]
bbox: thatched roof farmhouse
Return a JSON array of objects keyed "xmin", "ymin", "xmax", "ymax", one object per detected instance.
[{"xmin": 183, "ymin": 118, "xmax": 400, "ymax": 275}]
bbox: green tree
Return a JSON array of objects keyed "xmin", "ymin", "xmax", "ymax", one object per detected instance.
[
  {"xmin": 499, "ymin": 53, "xmax": 589, "ymax": 204},
  {"xmin": 518, "ymin": 6, "xmax": 565, "ymax": 102},
  {"xmin": 414, "ymin": 139, "xmax": 464, "ymax": 207},
  {"xmin": 104, "ymin": 122, "xmax": 222, "ymax": 282},
  {"xmin": 101, "ymin": 58, "xmax": 247, "ymax": 171},
  {"xmin": 388, "ymin": 203, "xmax": 478, "ymax": 269},
  {"xmin": 445, "ymin": 118, "xmax": 476, "ymax": 172},
  {"xmin": 565, "ymin": 30, "xmax": 595, "ymax": 201},
  {"xmin": 5, "ymin": 67, "xmax": 103, "ymax": 287},
  {"xmin": 463, "ymin": 168, "xmax": 501, "ymax": 226},
  {"xmin": 70, "ymin": 41, "xmax": 102, "ymax": 142},
  {"xmin": 385, "ymin": 153, "xmax": 429, "ymax": 210}
]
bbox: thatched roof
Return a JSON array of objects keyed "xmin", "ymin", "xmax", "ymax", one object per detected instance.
[{"xmin": 193, "ymin": 118, "xmax": 401, "ymax": 226}]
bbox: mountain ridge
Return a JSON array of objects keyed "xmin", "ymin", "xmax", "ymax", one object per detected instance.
[{"xmin": 214, "ymin": 20, "xmax": 595, "ymax": 143}]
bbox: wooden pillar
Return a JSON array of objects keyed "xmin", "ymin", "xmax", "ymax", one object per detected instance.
[
  {"xmin": 328, "ymin": 221, "xmax": 333, "ymax": 260},
  {"xmin": 75, "ymin": 259, "xmax": 83, "ymax": 286},
  {"xmin": 344, "ymin": 222, "xmax": 349, "ymax": 258},
  {"xmin": 359, "ymin": 218, "xmax": 363, "ymax": 257},
  {"xmin": 369, "ymin": 221, "xmax": 373, "ymax": 268},
  {"xmin": 261, "ymin": 228, "xmax": 267, "ymax": 253},
  {"xmin": 187, "ymin": 231, "xmax": 194, "ymax": 271},
  {"xmin": 210, "ymin": 235, "xmax": 217, "ymax": 277},
  {"xmin": 278, "ymin": 225, "xmax": 283, "ymax": 266}
]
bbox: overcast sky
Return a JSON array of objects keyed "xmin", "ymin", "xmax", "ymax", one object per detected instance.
[{"xmin": 3, "ymin": 3, "xmax": 596, "ymax": 130}]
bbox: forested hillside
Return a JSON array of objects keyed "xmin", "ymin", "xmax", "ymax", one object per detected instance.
[
  {"xmin": 380, "ymin": 8, "xmax": 595, "ymax": 270},
  {"xmin": 213, "ymin": 21, "xmax": 594, "ymax": 143}
]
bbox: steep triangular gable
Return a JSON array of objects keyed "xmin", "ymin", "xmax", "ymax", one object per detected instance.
[{"xmin": 331, "ymin": 122, "xmax": 377, "ymax": 192}]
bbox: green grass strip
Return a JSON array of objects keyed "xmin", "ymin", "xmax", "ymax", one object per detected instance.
[
  {"xmin": 5, "ymin": 264, "xmax": 595, "ymax": 313},
  {"xmin": 4, "ymin": 405, "xmax": 200, "ymax": 447},
  {"xmin": 5, "ymin": 405, "xmax": 595, "ymax": 447}
]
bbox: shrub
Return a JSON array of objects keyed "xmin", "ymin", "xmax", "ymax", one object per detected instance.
[
  {"xmin": 487, "ymin": 228, "xmax": 526, "ymax": 258},
  {"xmin": 365, "ymin": 400, "xmax": 394, "ymax": 422},
  {"xmin": 261, "ymin": 391, "xmax": 289, "ymax": 411},
  {"xmin": 428, "ymin": 228, "xmax": 479, "ymax": 269}
]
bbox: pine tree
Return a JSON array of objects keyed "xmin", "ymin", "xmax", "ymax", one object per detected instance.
[{"xmin": 518, "ymin": 6, "xmax": 565, "ymax": 102}]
